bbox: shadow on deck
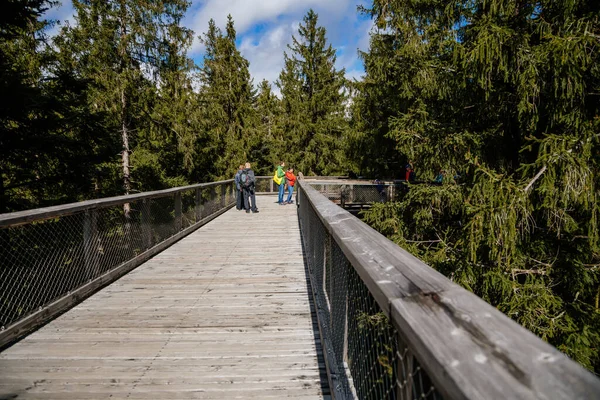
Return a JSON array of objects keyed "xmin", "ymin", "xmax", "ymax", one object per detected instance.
[{"xmin": 0, "ymin": 196, "xmax": 330, "ymax": 399}]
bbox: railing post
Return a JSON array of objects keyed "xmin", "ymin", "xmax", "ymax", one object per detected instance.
[
  {"xmin": 323, "ymin": 235, "xmax": 330, "ymax": 310},
  {"xmin": 387, "ymin": 185, "xmax": 393, "ymax": 202},
  {"xmin": 195, "ymin": 188, "xmax": 203, "ymax": 222},
  {"xmin": 396, "ymin": 336, "xmax": 414, "ymax": 400},
  {"xmin": 83, "ymin": 209, "xmax": 98, "ymax": 281},
  {"xmin": 142, "ymin": 198, "xmax": 152, "ymax": 250},
  {"xmin": 270, "ymin": 178, "xmax": 274, "ymax": 193},
  {"xmin": 349, "ymin": 184, "xmax": 355, "ymax": 204},
  {"xmin": 341, "ymin": 185, "xmax": 346, "ymax": 208},
  {"xmin": 174, "ymin": 192, "xmax": 182, "ymax": 232},
  {"xmin": 221, "ymin": 184, "xmax": 227, "ymax": 208}
]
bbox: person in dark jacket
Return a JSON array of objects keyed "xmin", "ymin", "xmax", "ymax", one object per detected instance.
[
  {"xmin": 234, "ymin": 164, "xmax": 244, "ymax": 210},
  {"xmin": 242, "ymin": 162, "xmax": 259, "ymax": 213}
]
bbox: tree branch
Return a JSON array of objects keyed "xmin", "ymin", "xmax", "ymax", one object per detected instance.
[
  {"xmin": 511, "ymin": 268, "xmax": 547, "ymax": 276},
  {"xmin": 524, "ymin": 165, "xmax": 547, "ymax": 192}
]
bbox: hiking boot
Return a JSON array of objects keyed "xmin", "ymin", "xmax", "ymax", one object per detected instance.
[{"xmin": 252, "ymin": 209, "xmax": 259, "ymax": 213}]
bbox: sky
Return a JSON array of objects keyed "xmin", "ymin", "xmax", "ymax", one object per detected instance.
[{"xmin": 44, "ymin": 1, "xmax": 374, "ymax": 91}]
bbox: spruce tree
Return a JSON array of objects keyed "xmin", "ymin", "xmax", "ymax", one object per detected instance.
[
  {"xmin": 277, "ymin": 9, "xmax": 348, "ymax": 175},
  {"xmin": 1, "ymin": 0, "xmax": 108, "ymax": 211},
  {"xmin": 357, "ymin": 0, "xmax": 600, "ymax": 371},
  {"xmin": 197, "ymin": 16, "xmax": 255, "ymax": 179},
  {"xmin": 251, "ymin": 79, "xmax": 283, "ymax": 175},
  {"xmin": 60, "ymin": 0, "xmax": 193, "ymax": 200}
]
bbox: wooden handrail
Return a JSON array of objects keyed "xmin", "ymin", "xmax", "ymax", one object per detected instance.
[
  {"xmin": 0, "ymin": 180, "xmax": 234, "ymax": 227},
  {"xmin": 297, "ymin": 178, "xmax": 600, "ymax": 400}
]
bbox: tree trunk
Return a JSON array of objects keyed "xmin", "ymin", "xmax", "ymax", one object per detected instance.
[
  {"xmin": 121, "ymin": 89, "xmax": 131, "ymax": 218},
  {"xmin": 0, "ymin": 169, "xmax": 6, "ymax": 213},
  {"xmin": 119, "ymin": 0, "xmax": 131, "ymax": 219}
]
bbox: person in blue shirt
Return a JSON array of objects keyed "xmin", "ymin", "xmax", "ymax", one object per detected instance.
[
  {"xmin": 434, "ymin": 169, "xmax": 445, "ymax": 184},
  {"xmin": 234, "ymin": 164, "xmax": 244, "ymax": 210}
]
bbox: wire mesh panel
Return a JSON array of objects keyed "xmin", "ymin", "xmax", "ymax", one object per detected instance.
[
  {"xmin": 312, "ymin": 183, "xmax": 344, "ymax": 203},
  {"xmin": 306, "ymin": 182, "xmax": 406, "ymax": 206},
  {"xmin": 298, "ymin": 183, "xmax": 442, "ymax": 400},
  {"xmin": 181, "ymin": 189, "xmax": 197, "ymax": 229},
  {"xmin": 349, "ymin": 185, "xmax": 388, "ymax": 204},
  {"xmin": 254, "ymin": 176, "xmax": 275, "ymax": 193},
  {"xmin": 0, "ymin": 181, "xmax": 234, "ymax": 338},
  {"xmin": 346, "ymin": 264, "xmax": 440, "ymax": 400}
]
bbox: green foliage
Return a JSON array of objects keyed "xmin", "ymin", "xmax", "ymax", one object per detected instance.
[
  {"xmin": 2, "ymin": 6, "xmax": 353, "ymax": 209},
  {"xmin": 357, "ymin": 0, "xmax": 600, "ymax": 372},
  {"xmin": 0, "ymin": 0, "xmax": 112, "ymax": 211},
  {"xmin": 276, "ymin": 9, "xmax": 350, "ymax": 176},
  {"xmin": 196, "ymin": 16, "xmax": 257, "ymax": 180}
]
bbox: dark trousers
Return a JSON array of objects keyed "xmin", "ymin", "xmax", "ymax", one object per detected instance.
[
  {"xmin": 236, "ymin": 188, "xmax": 243, "ymax": 210},
  {"xmin": 243, "ymin": 187, "xmax": 257, "ymax": 211}
]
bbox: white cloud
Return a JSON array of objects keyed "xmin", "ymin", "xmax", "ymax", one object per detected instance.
[
  {"xmin": 186, "ymin": 0, "xmax": 354, "ymax": 53},
  {"xmin": 190, "ymin": 0, "xmax": 374, "ymax": 89},
  {"xmin": 41, "ymin": 0, "xmax": 374, "ymax": 87},
  {"xmin": 239, "ymin": 22, "xmax": 296, "ymax": 95}
]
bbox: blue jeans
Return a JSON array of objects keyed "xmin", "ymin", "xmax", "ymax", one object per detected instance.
[
  {"xmin": 278, "ymin": 182, "xmax": 285, "ymax": 203},
  {"xmin": 286, "ymin": 184, "xmax": 294, "ymax": 203}
]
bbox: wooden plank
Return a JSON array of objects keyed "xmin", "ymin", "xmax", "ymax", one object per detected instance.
[
  {"xmin": 0, "ymin": 197, "xmax": 328, "ymax": 399},
  {"xmin": 0, "ymin": 201, "xmax": 235, "ymax": 349},
  {"xmin": 298, "ymin": 179, "xmax": 600, "ymax": 400}
]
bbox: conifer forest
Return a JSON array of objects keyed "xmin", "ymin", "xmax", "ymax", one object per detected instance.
[{"xmin": 2, "ymin": 0, "xmax": 600, "ymax": 373}]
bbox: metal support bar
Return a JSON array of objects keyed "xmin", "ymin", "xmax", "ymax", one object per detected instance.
[
  {"xmin": 142, "ymin": 198, "xmax": 152, "ymax": 250},
  {"xmin": 174, "ymin": 192, "xmax": 182, "ymax": 232},
  {"xmin": 83, "ymin": 209, "xmax": 98, "ymax": 281},
  {"xmin": 221, "ymin": 184, "xmax": 227, "ymax": 208},
  {"xmin": 396, "ymin": 337, "xmax": 414, "ymax": 400},
  {"xmin": 195, "ymin": 188, "xmax": 203, "ymax": 222}
]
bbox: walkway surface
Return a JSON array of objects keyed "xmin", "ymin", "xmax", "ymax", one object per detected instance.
[{"xmin": 0, "ymin": 196, "xmax": 329, "ymax": 399}]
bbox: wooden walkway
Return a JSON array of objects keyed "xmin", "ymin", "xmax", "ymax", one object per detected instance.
[{"xmin": 0, "ymin": 196, "xmax": 329, "ymax": 399}]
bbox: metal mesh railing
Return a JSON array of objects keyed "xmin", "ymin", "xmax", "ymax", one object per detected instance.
[
  {"xmin": 298, "ymin": 184, "xmax": 441, "ymax": 400},
  {"xmin": 0, "ymin": 181, "xmax": 234, "ymax": 343},
  {"xmin": 254, "ymin": 176, "xmax": 277, "ymax": 193},
  {"xmin": 308, "ymin": 182, "xmax": 407, "ymax": 206},
  {"xmin": 297, "ymin": 178, "xmax": 600, "ymax": 400}
]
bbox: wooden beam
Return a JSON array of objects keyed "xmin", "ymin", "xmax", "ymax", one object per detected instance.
[
  {"xmin": 297, "ymin": 179, "xmax": 600, "ymax": 400},
  {"xmin": 0, "ymin": 180, "xmax": 235, "ymax": 228}
]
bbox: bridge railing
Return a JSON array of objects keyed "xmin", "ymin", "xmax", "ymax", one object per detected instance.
[
  {"xmin": 305, "ymin": 180, "xmax": 406, "ymax": 206},
  {"xmin": 297, "ymin": 178, "xmax": 600, "ymax": 400},
  {"xmin": 0, "ymin": 180, "xmax": 235, "ymax": 348},
  {"xmin": 254, "ymin": 175, "xmax": 351, "ymax": 195}
]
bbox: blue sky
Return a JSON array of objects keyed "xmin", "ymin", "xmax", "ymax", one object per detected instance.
[{"xmin": 45, "ymin": 1, "xmax": 374, "ymax": 91}]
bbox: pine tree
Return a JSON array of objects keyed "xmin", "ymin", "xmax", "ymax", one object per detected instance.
[
  {"xmin": 133, "ymin": 1, "xmax": 198, "ymax": 190},
  {"xmin": 277, "ymin": 9, "xmax": 349, "ymax": 175},
  {"xmin": 251, "ymin": 79, "xmax": 283, "ymax": 175},
  {"xmin": 197, "ymin": 16, "xmax": 255, "ymax": 179},
  {"xmin": 60, "ymin": 0, "xmax": 194, "ymax": 200},
  {"xmin": 357, "ymin": 0, "xmax": 600, "ymax": 371},
  {"xmin": 0, "ymin": 0, "xmax": 109, "ymax": 211}
]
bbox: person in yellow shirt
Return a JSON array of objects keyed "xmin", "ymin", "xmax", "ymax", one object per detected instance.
[{"xmin": 275, "ymin": 161, "xmax": 286, "ymax": 205}]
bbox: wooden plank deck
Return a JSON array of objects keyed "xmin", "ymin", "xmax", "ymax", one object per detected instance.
[{"xmin": 0, "ymin": 195, "xmax": 330, "ymax": 399}]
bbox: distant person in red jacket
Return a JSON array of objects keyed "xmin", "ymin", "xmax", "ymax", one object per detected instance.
[
  {"xmin": 284, "ymin": 168, "xmax": 296, "ymax": 204},
  {"xmin": 405, "ymin": 160, "xmax": 415, "ymax": 182}
]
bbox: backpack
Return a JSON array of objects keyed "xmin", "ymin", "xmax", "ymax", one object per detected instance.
[{"xmin": 239, "ymin": 171, "xmax": 250, "ymax": 188}]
